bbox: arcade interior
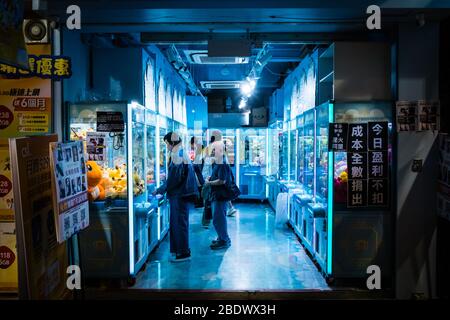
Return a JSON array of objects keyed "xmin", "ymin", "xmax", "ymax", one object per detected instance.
[{"xmin": 1, "ymin": 1, "xmax": 450, "ymax": 300}]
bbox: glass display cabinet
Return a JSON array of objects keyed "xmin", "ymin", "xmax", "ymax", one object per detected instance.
[
  {"xmin": 206, "ymin": 128, "xmax": 237, "ymax": 178},
  {"xmin": 266, "ymin": 121, "xmax": 282, "ymax": 210},
  {"xmin": 302, "ymin": 109, "xmax": 315, "ymax": 192},
  {"xmin": 238, "ymin": 128, "xmax": 268, "ymax": 200},
  {"xmin": 288, "ymin": 119, "xmax": 298, "ymax": 182},
  {"xmin": 67, "ymin": 101, "xmax": 154, "ymax": 283},
  {"xmin": 145, "ymin": 109, "xmax": 162, "ymax": 253},
  {"xmin": 299, "ymin": 100, "xmax": 394, "ymax": 281},
  {"xmin": 279, "ymin": 122, "xmax": 289, "ymax": 181},
  {"xmin": 157, "ymin": 115, "xmax": 170, "ymax": 240},
  {"xmin": 311, "ymin": 102, "xmax": 332, "ymax": 270}
]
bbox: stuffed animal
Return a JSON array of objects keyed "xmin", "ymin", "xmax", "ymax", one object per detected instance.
[
  {"xmin": 133, "ymin": 172, "xmax": 145, "ymax": 196},
  {"xmin": 86, "ymin": 161, "xmax": 106, "ymax": 201},
  {"xmin": 105, "ymin": 164, "xmax": 127, "ymax": 198}
]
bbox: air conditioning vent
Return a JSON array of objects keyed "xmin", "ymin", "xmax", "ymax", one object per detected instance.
[
  {"xmin": 200, "ymin": 81, "xmax": 243, "ymax": 90},
  {"xmin": 184, "ymin": 50, "xmax": 249, "ymax": 64}
]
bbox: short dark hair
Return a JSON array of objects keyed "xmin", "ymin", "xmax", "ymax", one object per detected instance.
[{"xmin": 164, "ymin": 132, "xmax": 181, "ymax": 146}]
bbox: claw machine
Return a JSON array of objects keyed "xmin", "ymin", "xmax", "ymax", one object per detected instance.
[
  {"xmin": 293, "ymin": 108, "xmax": 316, "ymax": 254},
  {"xmin": 237, "ymin": 128, "xmax": 268, "ymax": 200},
  {"xmin": 157, "ymin": 115, "xmax": 170, "ymax": 240},
  {"xmin": 266, "ymin": 120, "xmax": 282, "ymax": 209},
  {"xmin": 68, "ymin": 101, "xmax": 152, "ymax": 283},
  {"xmin": 206, "ymin": 128, "xmax": 237, "ymax": 178},
  {"xmin": 146, "ymin": 109, "xmax": 162, "ymax": 253},
  {"xmin": 307, "ymin": 101, "xmax": 393, "ymax": 281}
]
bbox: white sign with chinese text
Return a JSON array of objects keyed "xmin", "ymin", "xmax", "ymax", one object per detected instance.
[{"xmin": 50, "ymin": 141, "xmax": 89, "ymax": 243}]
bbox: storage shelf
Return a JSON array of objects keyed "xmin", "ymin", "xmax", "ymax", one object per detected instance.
[{"xmin": 320, "ymin": 71, "xmax": 334, "ymax": 83}]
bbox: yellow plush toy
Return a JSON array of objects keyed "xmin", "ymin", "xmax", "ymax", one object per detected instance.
[
  {"xmin": 104, "ymin": 164, "xmax": 127, "ymax": 198},
  {"xmin": 133, "ymin": 172, "xmax": 145, "ymax": 196}
]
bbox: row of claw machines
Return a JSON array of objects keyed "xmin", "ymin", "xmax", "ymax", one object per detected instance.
[
  {"xmin": 66, "ymin": 100, "xmax": 186, "ymax": 284},
  {"xmin": 267, "ymin": 100, "xmax": 394, "ymax": 282},
  {"xmin": 190, "ymin": 127, "xmax": 269, "ymax": 200}
]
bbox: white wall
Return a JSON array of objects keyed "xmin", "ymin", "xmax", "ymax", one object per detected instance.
[{"xmin": 396, "ymin": 22, "xmax": 440, "ymax": 299}]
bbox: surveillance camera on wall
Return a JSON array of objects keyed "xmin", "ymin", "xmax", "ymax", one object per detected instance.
[{"xmin": 23, "ymin": 19, "xmax": 50, "ymax": 44}]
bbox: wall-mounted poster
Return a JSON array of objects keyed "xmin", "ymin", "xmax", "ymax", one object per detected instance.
[
  {"xmin": 396, "ymin": 101, "xmax": 417, "ymax": 132},
  {"xmin": 86, "ymin": 132, "xmax": 106, "ymax": 162},
  {"xmin": 9, "ymin": 134, "xmax": 70, "ymax": 299},
  {"xmin": 417, "ymin": 100, "xmax": 440, "ymax": 131},
  {"xmin": 0, "ymin": 138, "xmax": 17, "ymax": 292},
  {"xmin": 0, "ymin": 44, "xmax": 52, "ymax": 138},
  {"xmin": 50, "ymin": 141, "xmax": 89, "ymax": 244}
]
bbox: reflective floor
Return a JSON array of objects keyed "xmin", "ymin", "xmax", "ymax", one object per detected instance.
[{"xmin": 135, "ymin": 203, "xmax": 330, "ymax": 290}]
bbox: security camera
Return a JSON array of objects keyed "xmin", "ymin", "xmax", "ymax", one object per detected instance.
[{"xmin": 23, "ymin": 19, "xmax": 50, "ymax": 44}]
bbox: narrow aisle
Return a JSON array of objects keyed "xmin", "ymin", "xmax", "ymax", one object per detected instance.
[{"xmin": 136, "ymin": 203, "xmax": 330, "ymax": 290}]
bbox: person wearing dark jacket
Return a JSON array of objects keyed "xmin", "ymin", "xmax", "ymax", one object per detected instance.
[
  {"xmin": 204, "ymin": 137, "xmax": 232, "ymax": 250},
  {"xmin": 155, "ymin": 132, "xmax": 191, "ymax": 262}
]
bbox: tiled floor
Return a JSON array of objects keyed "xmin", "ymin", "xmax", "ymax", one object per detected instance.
[{"xmin": 135, "ymin": 202, "xmax": 330, "ymax": 290}]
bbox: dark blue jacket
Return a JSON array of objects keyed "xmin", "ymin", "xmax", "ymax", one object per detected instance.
[{"xmin": 156, "ymin": 161, "xmax": 188, "ymax": 198}]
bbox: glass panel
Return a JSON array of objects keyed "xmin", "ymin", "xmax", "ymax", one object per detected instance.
[
  {"xmin": 132, "ymin": 105, "xmax": 146, "ymax": 204},
  {"xmin": 316, "ymin": 103, "xmax": 329, "ymax": 201},
  {"xmin": 159, "ymin": 117, "xmax": 168, "ymax": 187},
  {"xmin": 297, "ymin": 115, "xmax": 305, "ymax": 183},
  {"xmin": 146, "ymin": 112, "xmax": 157, "ymax": 195},
  {"xmin": 280, "ymin": 129, "xmax": 289, "ymax": 180},
  {"xmin": 69, "ymin": 102, "xmax": 128, "ymax": 203},
  {"xmin": 239, "ymin": 128, "xmax": 267, "ymax": 197},
  {"xmin": 302, "ymin": 109, "xmax": 315, "ymax": 193},
  {"xmin": 332, "ymin": 101, "xmax": 393, "ymax": 206},
  {"xmin": 289, "ymin": 119, "xmax": 297, "ymax": 181}
]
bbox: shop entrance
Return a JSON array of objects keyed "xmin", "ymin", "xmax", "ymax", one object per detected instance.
[{"xmin": 61, "ymin": 7, "xmax": 395, "ymax": 296}]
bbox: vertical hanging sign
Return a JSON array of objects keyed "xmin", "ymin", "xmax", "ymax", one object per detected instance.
[
  {"xmin": 347, "ymin": 123, "xmax": 368, "ymax": 207},
  {"xmin": 367, "ymin": 122, "xmax": 389, "ymax": 207}
]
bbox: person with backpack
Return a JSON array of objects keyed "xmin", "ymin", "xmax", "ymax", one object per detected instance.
[
  {"xmin": 204, "ymin": 134, "xmax": 240, "ymax": 250},
  {"xmin": 154, "ymin": 131, "xmax": 197, "ymax": 262}
]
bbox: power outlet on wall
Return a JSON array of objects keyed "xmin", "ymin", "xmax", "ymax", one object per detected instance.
[{"xmin": 412, "ymin": 159, "xmax": 423, "ymax": 172}]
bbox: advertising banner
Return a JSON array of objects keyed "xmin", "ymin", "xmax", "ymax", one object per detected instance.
[
  {"xmin": 9, "ymin": 135, "xmax": 70, "ymax": 299},
  {"xmin": 0, "ymin": 44, "xmax": 52, "ymax": 138},
  {"xmin": 50, "ymin": 141, "xmax": 89, "ymax": 243},
  {"xmin": 86, "ymin": 132, "xmax": 107, "ymax": 162},
  {"xmin": 0, "ymin": 138, "xmax": 17, "ymax": 292}
]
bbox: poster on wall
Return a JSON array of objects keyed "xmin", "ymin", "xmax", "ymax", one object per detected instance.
[
  {"xmin": 0, "ymin": 44, "xmax": 52, "ymax": 138},
  {"xmin": 9, "ymin": 134, "xmax": 70, "ymax": 299},
  {"xmin": 0, "ymin": 0, "xmax": 28, "ymax": 69},
  {"xmin": 0, "ymin": 138, "xmax": 17, "ymax": 292},
  {"xmin": 86, "ymin": 132, "xmax": 106, "ymax": 162},
  {"xmin": 50, "ymin": 141, "xmax": 89, "ymax": 244},
  {"xmin": 417, "ymin": 100, "xmax": 440, "ymax": 131},
  {"xmin": 328, "ymin": 123, "xmax": 348, "ymax": 151},
  {"xmin": 396, "ymin": 101, "xmax": 417, "ymax": 132}
]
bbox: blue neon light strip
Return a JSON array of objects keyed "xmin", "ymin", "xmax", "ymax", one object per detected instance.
[{"xmin": 327, "ymin": 102, "xmax": 334, "ymax": 275}]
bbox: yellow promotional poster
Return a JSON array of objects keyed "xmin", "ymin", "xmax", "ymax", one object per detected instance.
[
  {"xmin": 0, "ymin": 44, "xmax": 52, "ymax": 138},
  {"xmin": 0, "ymin": 138, "xmax": 17, "ymax": 292}
]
